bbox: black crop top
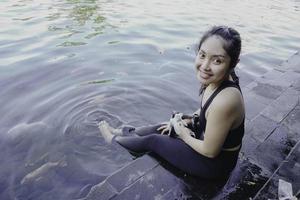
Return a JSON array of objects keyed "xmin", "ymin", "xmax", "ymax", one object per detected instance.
[{"xmin": 192, "ymin": 80, "xmax": 244, "ymax": 149}]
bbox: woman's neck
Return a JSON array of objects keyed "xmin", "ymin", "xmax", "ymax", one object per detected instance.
[{"xmin": 208, "ymin": 77, "xmax": 230, "ymax": 91}]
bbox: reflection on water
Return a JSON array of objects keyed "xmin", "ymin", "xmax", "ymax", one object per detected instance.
[{"xmin": 1, "ymin": 0, "xmax": 300, "ymax": 199}]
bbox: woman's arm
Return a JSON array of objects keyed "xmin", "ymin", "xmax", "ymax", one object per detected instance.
[{"xmin": 173, "ymin": 89, "xmax": 242, "ymax": 158}]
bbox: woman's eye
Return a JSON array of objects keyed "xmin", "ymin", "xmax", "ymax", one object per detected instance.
[
  {"xmin": 213, "ymin": 59, "xmax": 222, "ymax": 64},
  {"xmin": 198, "ymin": 53, "xmax": 205, "ymax": 59}
]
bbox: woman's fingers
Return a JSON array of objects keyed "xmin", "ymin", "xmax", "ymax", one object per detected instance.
[
  {"xmin": 157, "ymin": 125, "xmax": 166, "ymax": 131},
  {"xmin": 160, "ymin": 128, "xmax": 169, "ymax": 135},
  {"xmin": 157, "ymin": 124, "xmax": 170, "ymax": 135},
  {"xmin": 157, "ymin": 123, "xmax": 168, "ymax": 131}
]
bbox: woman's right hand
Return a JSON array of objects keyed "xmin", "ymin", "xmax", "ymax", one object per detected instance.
[
  {"xmin": 157, "ymin": 122, "xmax": 171, "ymax": 135},
  {"xmin": 157, "ymin": 117, "xmax": 191, "ymax": 135}
]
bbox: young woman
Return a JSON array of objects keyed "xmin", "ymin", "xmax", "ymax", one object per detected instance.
[{"xmin": 98, "ymin": 26, "xmax": 245, "ymax": 179}]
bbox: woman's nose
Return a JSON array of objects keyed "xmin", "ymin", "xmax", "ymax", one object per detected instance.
[{"xmin": 200, "ymin": 59, "xmax": 210, "ymax": 71}]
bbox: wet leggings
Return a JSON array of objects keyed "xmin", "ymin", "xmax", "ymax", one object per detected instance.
[{"xmin": 113, "ymin": 124, "xmax": 239, "ymax": 179}]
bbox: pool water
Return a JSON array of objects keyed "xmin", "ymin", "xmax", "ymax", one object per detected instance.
[{"xmin": 0, "ymin": 0, "xmax": 300, "ymax": 199}]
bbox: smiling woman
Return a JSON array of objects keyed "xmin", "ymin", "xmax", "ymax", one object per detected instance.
[
  {"xmin": 196, "ymin": 26, "xmax": 242, "ymax": 92},
  {"xmin": 196, "ymin": 36, "xmax": 232, "ymax": 87},
  {"xmin": 98, "ymin": 26, "xmax": 245, "ymax": 179}
]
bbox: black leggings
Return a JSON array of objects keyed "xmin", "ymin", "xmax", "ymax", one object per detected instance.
[{"xmin": 114, "ymin": 124, "xmax": 239, "ymax": 179}]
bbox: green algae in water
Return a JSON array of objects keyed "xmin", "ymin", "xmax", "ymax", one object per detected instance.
[
  {"xmin": 85, "ymin": 31, "xmax": 104, "ymax": 39},
  {"xmin": 108, "ymin": 41, "xmax": 120, "ymax": 45},
  {"xmin": 94, "ymin": 16, "xmax": 106, "ymax": 24},
  {"xmin": 69, "ymin": 5, "xmax": 98, "ymax": 25},
  {"xmin": 48, "ymin": 25, "xmax": 64, "ymax": 32},
  {"xmin": 46, "ymin": 13, "xmax": 61, "ymax": 21},
  {"xmin": 67, "ymin": 0, "xmax": 97, "ymax": 3},
  {"xmin": 58, "ymin": 41, "xmax": 87, "ymax": 47},
  {"xmin": 13, "ymin": 17, "xmax": 34, "ymax": 21},
  {"xmin": 86, "ymin": 79, "xmax": 115, "ymax": 84}
]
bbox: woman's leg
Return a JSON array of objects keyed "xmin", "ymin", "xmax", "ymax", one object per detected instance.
[
  {"xmin": 115, "ymin": 134, "xmax": 224, "ymax": 178},
  {"xmin": 98, "ymin": 121, "xmax": 234, "ymax": 178},
  {"xmin": 129, "ymin": 124, "xmax": 163, "ymax": 136},
  {"xmin": 98, "ymin": 121, "xmax": 163, "ymax": 142}
]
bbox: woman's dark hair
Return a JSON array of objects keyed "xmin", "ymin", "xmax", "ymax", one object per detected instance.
[{"xmin": 197, "ymin": 26, "xmax": 242, "ymax": 94}]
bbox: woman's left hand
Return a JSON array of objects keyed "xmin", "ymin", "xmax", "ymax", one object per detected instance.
[{"xmin": 170, "ymin": 114, "xmax": 191, "ymax": 140}]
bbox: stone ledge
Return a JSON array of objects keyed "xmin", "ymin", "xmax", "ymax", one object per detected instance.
[
  {"xmin": 160, "ymin": 183, "xmax": 194, "ymax": 200},
  {"xmin": 106, "ymin": 155, "xmax": 159, "ymax": 193},
  {"xmin": 82, "ymin": 155, "xmax": 160, "ymax": 200},
  {"xmin": 111, "ymin": 164, "xmax": 183, "ymax": 200},
  {"xmin": 247, "ymin": 114, "xmax": 278, "ymax": 143},
  {"xmin": 282, "ymin": 104, "xmax": 300, "ymax": 134},
  {"xmin": 250, "ymin": 124, "xmax": 295, "ymax": 174},
  {"xmin": 261, "ymin": 88, "xmax": 299, "ymax": 123},
  {"xmin": 243, "ymin": 91, "xmax": 268, "ymax": 120},
  {"xmin": 275, "ymin": 51, "xmax": 300, "ymax": 72},
  {"xmin": 83, "ymin": 181, "xmax": 117, "ymax": 200},
  {"xmin": 250, "ymin": 81, "xmax": 284, "ymax": 104},
  {"xmin": 253, "ymin": 141, "xmax": 300, "ymax": 200}
]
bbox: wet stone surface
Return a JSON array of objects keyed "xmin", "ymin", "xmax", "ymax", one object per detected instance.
[
  {"xmin": 240, "ymin": 133, "xmax": 262, "ymax": 161},
  {"xmin": 105, "ymin": 155, "xmax": 159, "ymax": 193},
  {"xmin": 275, "ymin": 52, "xmax": 300, "ymax": 72},
  {"xmin": 261, "ymin": 88, "xmax": 299, "ymax": 123},
  {"xmin": 248, "ymin": 114, "xmax": 278, "ymax": 143},
  {"xmin": 292, "ymin": 79, "xmax": 300, "ymax": 91},
  {"xmin": 160, "ymin": 183, "xmax": 194, "ymax": 200},
  {"xmin": 236, "ymin": 69, "xmax": 255, "ymax": 88},
  {"xmin": 214, "ymin": 159, "xmax": 268, "ymax": 200},
  {"xmin": 251, "ymin": 125, "xmax": 295, "ymax": 174},
  {"xmin": 243, "ymin": 92, "xmax": 267, "ymax": 120},
  {"xmin": 253, "ymin": 142, "xmax": 300, "ymax": 200},
  {"xmin": 251, "ymin": 82, "xmax": 283, "ymax": 104},
  {"xmin": 84, "ymin": 181, "xmax": 117, "ymax": 200},
  {"xmin": 283, "ymin": 105, "xmax": 300, "ymax": 134},
  {"xmin": 111, "ymin": 164, "xmax": 182, "ymax": 200}
]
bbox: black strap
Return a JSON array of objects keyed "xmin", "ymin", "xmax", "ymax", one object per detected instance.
[
  {"xmin": 194, "ymin": 80, "xmax": 242, "ymax": 140},
  {"xmin": 201, "ymin": 80, "xmax": 240, "ymax": 111}
]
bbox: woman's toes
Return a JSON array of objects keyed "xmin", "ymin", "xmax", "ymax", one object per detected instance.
[
  {"xmin": 98, "ymin": 120, "xmax": 106, "ymax": 127},
  {"xmin": 98, "ymin": 122, "xmax": 114, "ymax": 143}
]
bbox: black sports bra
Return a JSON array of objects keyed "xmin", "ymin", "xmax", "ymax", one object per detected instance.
[{"xmin": 192, "ymin": 80, "xmax": 244, "ymax": 149}]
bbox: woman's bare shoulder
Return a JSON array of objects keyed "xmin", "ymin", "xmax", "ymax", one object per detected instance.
[{"xmin": 211, "ymin": 87, "xmax": 243, "ymax": 113}]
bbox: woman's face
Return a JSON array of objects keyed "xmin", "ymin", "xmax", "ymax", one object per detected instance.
[{"xmin": 195, "ymin": 35, "xmax": 231, "ymax": 86}]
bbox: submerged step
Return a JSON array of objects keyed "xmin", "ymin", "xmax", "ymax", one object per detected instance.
[{"xmin": 82, "ymin": 155, "xmax": 160, "ymax": 200}]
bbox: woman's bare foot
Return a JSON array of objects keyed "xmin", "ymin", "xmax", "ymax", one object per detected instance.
[
  {"xmin": 106, "ymin": 123, "xmax": 123, "ymax": 136},
  {"xmin": 98, "ymin": 121, "xmax": 115, "ymax": 143}
]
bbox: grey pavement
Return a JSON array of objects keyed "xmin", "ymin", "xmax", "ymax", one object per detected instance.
[{"xmin": 81, "ymin": 51, "xmax": 300, "ymax": 200}]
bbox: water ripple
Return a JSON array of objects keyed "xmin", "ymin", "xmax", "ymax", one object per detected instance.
[{"xmin": 1, "ymin": 0, "xmax": 300, "ymax": 199}]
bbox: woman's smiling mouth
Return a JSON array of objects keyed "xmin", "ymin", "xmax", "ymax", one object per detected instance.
[{"xmin": 199, "ymin": 70, "xmax": 212, "ymax": 79}]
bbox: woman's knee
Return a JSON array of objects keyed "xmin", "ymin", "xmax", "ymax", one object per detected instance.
[
  {"xmin": 145, "ymin": 134, "xmax": 159, "ymax": 147},
  {"xmin": 135, "ymin": 124, "xmax": 161, "ymax": 136}
]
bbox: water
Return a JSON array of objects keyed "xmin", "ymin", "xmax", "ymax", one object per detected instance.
[{"xmin": 0, "ymin": 0, "xmax": 300, "ymax": 199}]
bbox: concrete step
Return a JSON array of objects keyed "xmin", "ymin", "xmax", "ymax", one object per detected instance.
[
  {"xmin": 253, "ymin": 140, "xmax": 300, "ymax": 200},
  {"xmin": 81, "ymin": 155, "xmax": 159, "ymax": 200}
]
